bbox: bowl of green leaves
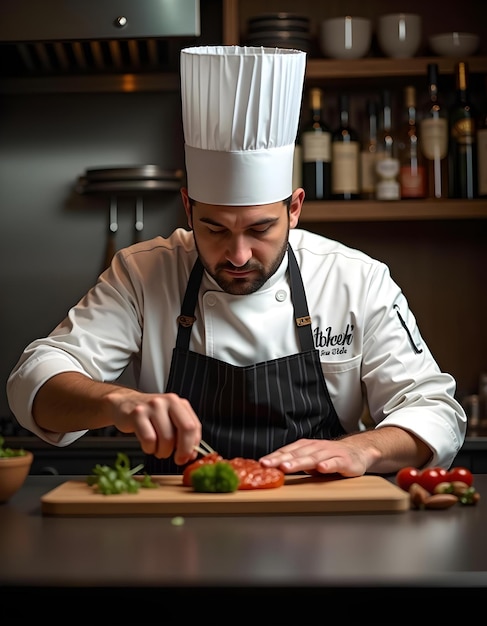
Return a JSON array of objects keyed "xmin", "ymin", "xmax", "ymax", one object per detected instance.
[{"xmin": 0, "ymin": 435, "xmax": 33, "ymax": 503}]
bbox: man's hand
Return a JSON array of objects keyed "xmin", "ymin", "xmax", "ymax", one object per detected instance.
[
  {"xmin": 259, "ymin": 428, "xmax": 432, "ymax": 476},
  {"xmin": 107, "ymin": 389, "xmax": 202, "ymax": 465},
  {"xmin": 259, "ymin": 438, "xmax": 373, "ymax": 477},
  {"xmin": 33, "ymin": 373, "xmax": 202, "ymax": 466}
]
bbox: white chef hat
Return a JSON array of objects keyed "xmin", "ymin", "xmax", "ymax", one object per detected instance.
[{"xmin": 180, "ymin": 45, "xmax": 306, "ymax": 206}]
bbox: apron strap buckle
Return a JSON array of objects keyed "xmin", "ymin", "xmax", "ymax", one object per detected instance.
[
  {"xmin": 177, "ymin": 314, "xmax": 196, "ymax": 328},
  {"xmin": 296, "ymin": 315, "xmax": 311, "ymax": 327}
]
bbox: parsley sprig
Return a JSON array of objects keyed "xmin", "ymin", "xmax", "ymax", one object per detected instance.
[
  {"xmin": 0, "ymin": 435, "xmax": 27, "ymax": 458},
  {"xmin": 86, "ymin": 452, "xmax": 157, "ymax": 495}
]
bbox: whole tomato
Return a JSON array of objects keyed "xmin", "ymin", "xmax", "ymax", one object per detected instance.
[
  {"xmin": 418, "ymin": 467, "xmax": 448, "ymax": 493},
  {"xmin": 396, "ymin": 465, "xmax": 474, "ymax": 495},
  {"xmin": 447, "ymin": 466, "xmax": 473, "ymax": 487},
  {"xmin": 396, "ymin": 466, "xmax": 420, "ymax": 491}
]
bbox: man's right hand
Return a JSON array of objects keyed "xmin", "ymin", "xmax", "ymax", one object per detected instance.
[{"xmin": 33, "ymin": 372, "xmax": 202, "ymax": 466}]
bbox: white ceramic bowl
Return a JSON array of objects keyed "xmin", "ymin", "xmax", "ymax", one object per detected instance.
[
  {"xmin": 429, "ymin": 32, "xmax": 479, "ymax": 57},
  {"xmin": 320, "ymin": 16, "xmax": 372, "ymax": 59},
  {"xmin": 377, "ymin": 13, "xmax": 422, "ymax": 58}
]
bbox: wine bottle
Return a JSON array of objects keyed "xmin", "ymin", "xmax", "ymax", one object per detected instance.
[
  {"xmin": 292, "ymin": 140, "xmax": 303, "ymax": 190},
  {"xmin": 397, "ymin": 85, "xmax": 427, "ymax": 199},
  {"xmin": 449, "ymin": 61, "xmax": 478, "ymax": 199},
  {"xmin": 375, "ymin": 89, "xmax": 400, "ymax": 201},
  {"xmin": 477, "ymin": 109, "xmax": 487, "ymax": 197},
  {"xmin": 331, "ymin": 93, "xmax": 360, "ymax": 200},
  {"xmin": 360, "ymin": 99, "xmax": 378, "ymax": 200},
  {"xmin": 419, "ymin": 63, "xmax": 449, "ymax": 199},
  {"xmin": 301, "ymin": 87, "xmax": 332, "ymax": 200}
]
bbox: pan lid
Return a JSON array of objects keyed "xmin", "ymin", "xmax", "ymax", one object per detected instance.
[
  {"xmin": 76, "ymin": 165, "xmax": 185, "ymax": 194},
  {"xmin": 83, "ymin": 165, "xmax": 184, "ymax": 182}
]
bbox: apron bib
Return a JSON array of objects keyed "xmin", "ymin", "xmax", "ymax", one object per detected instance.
[{"xmin": 145, "ymin": 245, "xmax": 343, "ymax": 474}]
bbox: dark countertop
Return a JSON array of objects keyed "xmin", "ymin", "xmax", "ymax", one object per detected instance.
[{"xmin": 1, "ymin": 474, "xmax": 487, "ymax": 619}]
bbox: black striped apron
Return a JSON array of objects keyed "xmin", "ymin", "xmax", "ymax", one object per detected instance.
[{"xmin": 145, "ymin": 245, "xmax": 344, "ymax": 474}]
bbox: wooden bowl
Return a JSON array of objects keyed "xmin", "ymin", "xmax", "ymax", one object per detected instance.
[{"xmin": 0, "ymin": 451, "xmax": 33, "ymax": 503}]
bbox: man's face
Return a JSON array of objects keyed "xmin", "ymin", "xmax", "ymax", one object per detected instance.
[{"xmin": 187, "ymin": 198, "xmax": 293, "ymax": 296}]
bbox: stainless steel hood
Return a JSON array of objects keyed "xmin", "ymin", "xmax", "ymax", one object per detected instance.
[
  {"xmin": 0, "ymin": 0, "xmax": 200, "ymax": 78},
  {"xmin": 0, "ymin": 0, "xmax": 200, "ymax": 41}
]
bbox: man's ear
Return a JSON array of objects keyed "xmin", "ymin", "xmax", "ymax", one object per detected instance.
[
  {"xmin": 289, "ymin": 188, "xmax": 304, "ymax": 229},
  {"xmin": 180, "ymin": 187, "xmax": 192, "ymax": 228}
]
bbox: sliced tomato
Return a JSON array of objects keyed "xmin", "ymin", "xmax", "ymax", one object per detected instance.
[
  {"xmin": 228, "ymin": 457, "xmax": 260, "ymax": 481},
  {"xmin": 184, "ymin": 453, "xmax": 285, "ymax": 491},
  {"xmin": 228, "ymin": 457, "xmax": 285, "ymax": 490},
  {"xmin": 447, "ymin": 466, "xmax": 473, "ymax": 487},
  {"xmin": 237, "ymin": 466, "xmax": 285, "ymax": 490},
  {"xmin": 182, "ymin": 452, "xmax": 223, "ymax": 486}
]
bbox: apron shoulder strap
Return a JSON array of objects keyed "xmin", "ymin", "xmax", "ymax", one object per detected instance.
[
  {"xmin": 287, "ymin": 244, "xmax": 315, "ymax": 352},
  {"xmin": 176, "ymin": 257, "xmax": 204, "ymax": 349}
]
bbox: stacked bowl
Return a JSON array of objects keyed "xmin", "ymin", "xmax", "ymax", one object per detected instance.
[{"xmin": 245, "ymin": 13, "xmax": 311, "ymax": 53}]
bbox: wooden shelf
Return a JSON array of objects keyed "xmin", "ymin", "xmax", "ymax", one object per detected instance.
[
  {"xmin": 306, "ymin": 56, "xmax": 487, "ymax": 80},
  {"xmin": 2, "ymin": 53, "xmax": 485, "ymax": 95},
  {"xmin": 299, "ymin": 199, "xmax": 487, "ymax": 222}
]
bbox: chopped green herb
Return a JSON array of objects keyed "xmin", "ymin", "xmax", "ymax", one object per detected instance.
[
  {"xmin": 86, "ymin": 452, "xmax": 157, "ymax": 495},
  {"xmin": 0, "ymin": 435, "xmax": 26, "ymax": 458}
]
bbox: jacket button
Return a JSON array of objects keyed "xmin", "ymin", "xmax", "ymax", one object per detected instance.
[{"xmin": 275, "ymin": 289, "xmax": 287, "ymax": 302}]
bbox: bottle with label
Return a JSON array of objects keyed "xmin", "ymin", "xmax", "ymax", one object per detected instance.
[
  {"xmin": 477, "ymin": 109, "xmax": 487, "ymax": 197},
  {"xmin": 375, "ymin": 89, "xmax": 400, "ymax": 201},
  {"xmin": 360, "ymin": 99, "xmax": 378, "ymax": 200},
  {"xmin": 301, "ymin": 87, "xmax": 332, "ymax": 200},
  {"xmin": 397, "ymin": 85, "xmax": 427, "ymax": 199},
  {"xmin": 292, "ymin": 140, "xmax": 303, "ymax": 190},
  {"xmin": 449, "ymin": 61, "xmax": 478, "ymax": 199},
  {"xmin": 420, "ymin": 63, "xmax": 449, "ymax": 199},
  {"xmin": 331, "ymin": 93, "xmax": 360, "ymax": 200}
]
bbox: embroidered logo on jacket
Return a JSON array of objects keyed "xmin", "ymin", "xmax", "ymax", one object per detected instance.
[{"xmin": 314, "ymin": 324, "xmax": 354, "ymax": 356}]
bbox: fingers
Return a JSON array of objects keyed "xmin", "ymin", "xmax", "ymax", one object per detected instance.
[
  {"xmin": 260, "ymin": 439, "xmax": 321, "ymax": 470},
  {"xmin": 117, "ymin": 392, "xmax": 201, "ymax": 465},
  {"xmin": 260, "ymin": 439, "xmax": 366, "ymax": 477}
]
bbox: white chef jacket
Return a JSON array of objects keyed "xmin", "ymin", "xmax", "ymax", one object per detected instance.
[{"xmin": 7, "ymin": 227, "xmax": 466, "ymax": 467}]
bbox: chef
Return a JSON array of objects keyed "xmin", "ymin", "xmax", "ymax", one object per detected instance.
[{"xmin": 7, "ymin": 46, "xmax": 466, "ymax": 477}]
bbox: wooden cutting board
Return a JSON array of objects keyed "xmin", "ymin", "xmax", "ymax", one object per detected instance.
[{"xmin": 41, "ymin": 474, "xmax": 410, "ymax": 516}]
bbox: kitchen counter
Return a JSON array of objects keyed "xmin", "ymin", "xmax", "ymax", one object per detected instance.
[{"xmin": 1, "ymin": 474, "xmax": 487, "ymax": 619}]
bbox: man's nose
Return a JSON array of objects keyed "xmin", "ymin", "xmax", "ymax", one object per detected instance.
[{"xmin": 225, "ymin": 236, "xmax": 252, "ymax": 267}]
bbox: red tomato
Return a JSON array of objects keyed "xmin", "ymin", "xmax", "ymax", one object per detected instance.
[
  {"xmin": 396, "ymin": 465, "xmax": 473, "ymax": 494},
  {"xmin": 237, "ymin": 466, "xmax": 285, "ymax": 490},
  {"xmin": 447, "ymin": 466, "xmax": 473, "ymax": 486},
  {"xmin": 228, "ymin": 457, "xmax": 261, "ymax": 481},
  {"xmin": 182, "ymin": 452, "xmax": 223, "ymax": 486},
  {"xmin": 396, "ymin": 467, "xmax": 420, "ymax": 491},
  {"xmin": 228, "ymin": 458, "xmax": 285, "ymax": 490},
  {"xmin": 418, "ymin": 467, "xmax": 448, "ymax": 493},
  {"xmin": 183, "ymin": 454, "xmax": 285, "ymax": 491}
]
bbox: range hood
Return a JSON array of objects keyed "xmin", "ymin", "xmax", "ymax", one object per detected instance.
[{"xmin": 0, "ymin": 0, "xmax": 200, "ymax": 78}]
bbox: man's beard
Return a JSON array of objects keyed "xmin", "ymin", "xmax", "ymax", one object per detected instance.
[{"xmin": 194, "ymin": 235, "xmax": 289, "ymax": 295}]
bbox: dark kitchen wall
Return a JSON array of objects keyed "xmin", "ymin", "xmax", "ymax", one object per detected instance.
[
  {"xmin": 0, "ymin": 89, "xmax": 187, "ymax": 422},
  {"xmin": 0, "ymin": 0, "xmax": 225, "ymax": 427}
]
